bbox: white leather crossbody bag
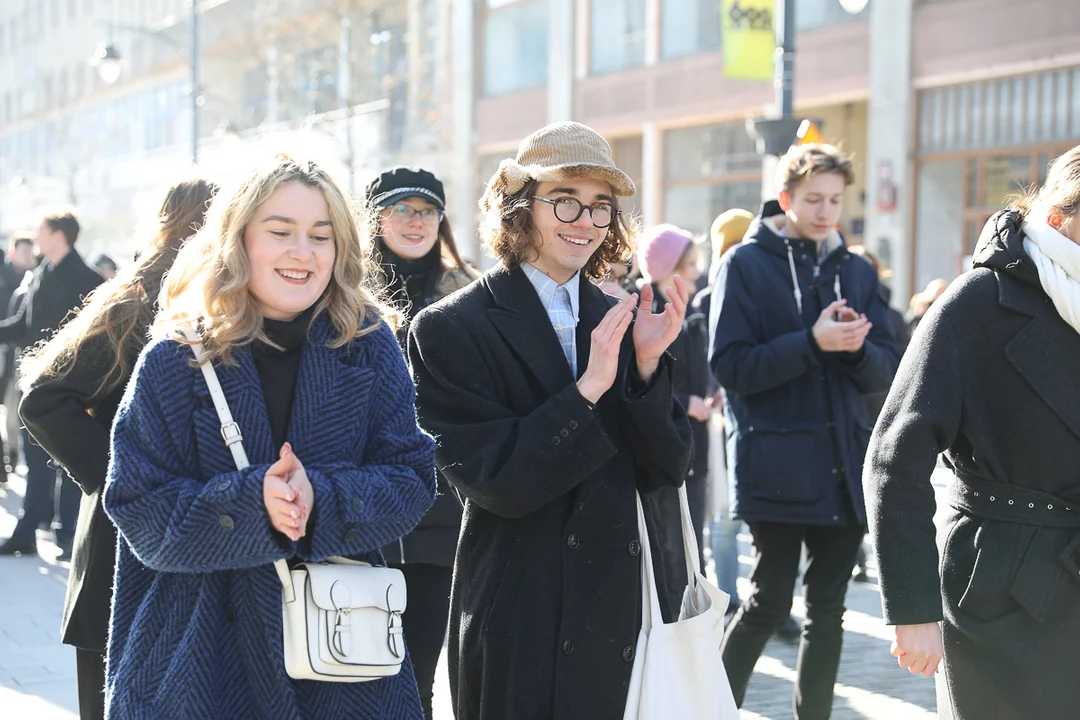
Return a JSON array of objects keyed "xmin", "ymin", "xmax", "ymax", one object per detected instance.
[{"xmin": 186, "ymin": 334, "xmax": 407, "ymax": 683}]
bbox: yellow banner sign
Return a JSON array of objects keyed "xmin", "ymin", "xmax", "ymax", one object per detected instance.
[{"xmin": 721, "ymin": 0, "xmax": 775, "ymax": 81}]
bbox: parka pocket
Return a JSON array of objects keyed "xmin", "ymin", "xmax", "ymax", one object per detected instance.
[
  {"xmin": 483, "ymin": 537, "xmax": 523, "ymax": 637},
  {"xmin": 744, "ymin": 424, "xmax": 826, "ymax": 504}
]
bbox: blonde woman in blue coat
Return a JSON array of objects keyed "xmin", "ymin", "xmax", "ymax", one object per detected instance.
[{"xmin": 102, "ymin": 153, "xmax": 436, "ymax": 719}]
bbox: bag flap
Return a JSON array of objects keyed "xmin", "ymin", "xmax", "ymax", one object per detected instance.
[{"xmin": 301, "ymin": 563, "xmax": 407, "ymax": 614}]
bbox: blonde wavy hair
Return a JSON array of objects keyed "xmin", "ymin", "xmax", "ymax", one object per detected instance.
[{"xmin": 154, "ymin": 153, "xmax": 395, "ymax": 365}]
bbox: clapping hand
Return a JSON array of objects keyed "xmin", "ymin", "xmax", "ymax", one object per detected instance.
[{"xmin": 633, "ymin": 276, "xmax": 689, "ymax": 382}]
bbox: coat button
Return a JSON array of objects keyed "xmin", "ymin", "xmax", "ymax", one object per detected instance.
[
  {"xmin": 224, "ymin": 604, "xmax": 237, "ymax": 622},
  {"xmin": 622, "ymin": 644, "xmax": 635, "ymax": 662},
  {"xmin": 351, "ymin": 498, "xmax": 365, "ymax": 514},
  {"xmin": 569, "ymin": 420, "xmax": 578, "ymax": 430},
  {"xmin": 551, "ymin": 436, "xmax": 561, "ymax": 446},
  {"xmin": 219, "ymin": 515, "xmax": 234, "ymax": 530},
  {"xmin": 343, "ymin": 529, "xmax": 358, "ymax": 543},
  {"xmin": 566, "ymin": 534, "xmax": 579, "ymax": 549},
  {"xmin": 216, "ymin": 480, "xmax": 231, "ymax": 492},
  {"xmin": 562, "ymin": 638, "xmax": 575, "ymax": 654},
  {"xmin": 560, "ymin": 428, "xmax": 570, "ymax": 439},
  {"xmin": 628, "ymin": 540, "xmax": 641, "ymax": 556}
]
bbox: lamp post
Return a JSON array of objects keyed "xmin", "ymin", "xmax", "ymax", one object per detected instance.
[{"xmin": 92, "ymin": 1, "xmax": 200, "ymax": 165}]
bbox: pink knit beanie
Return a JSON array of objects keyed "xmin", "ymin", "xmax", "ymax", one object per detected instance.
[{"xmin": 639, "ymin": 224, "xmax": 694, "ymax": 284}]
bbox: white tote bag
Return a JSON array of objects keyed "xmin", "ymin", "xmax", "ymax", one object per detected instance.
[{"xmin": 623, "ymin": 485, "xmax": 740, "ymax": 719}]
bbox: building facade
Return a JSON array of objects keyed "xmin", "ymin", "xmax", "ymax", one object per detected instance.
[{"xmin": 3, "ymin": 0, "xmax": 1080, "ymax": 307}]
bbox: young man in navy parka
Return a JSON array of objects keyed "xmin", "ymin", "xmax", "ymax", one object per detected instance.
[{"xmin": 709, "ymin": 143, "xmax": 900, "ymax": 718}]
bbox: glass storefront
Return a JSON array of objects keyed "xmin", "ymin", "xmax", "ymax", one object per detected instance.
[{"xmin": 914, "ymin": 66, "xmax": 1080, "ymax": 289}]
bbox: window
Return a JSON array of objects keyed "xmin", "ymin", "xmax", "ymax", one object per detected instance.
[
  {"xmin": 0, "ymin": 23, "xmax": 5, "ymax": 56},
  {"xmin": 483, "ymin": 1, "xmax": 548, "ymax": 96},
  {"xmin": 296, "ymin": 46, "xmax": 338, "ymax": 115},
  {"xmin": 665, "ymin": 123, "xmax": 760, "ymax": 182},
  {"xmin": 243, "ymin": 66, "xmax": 268, "ymax": 127},
  {"xmin": 590, "ymin": 0, "xmax": 645, "ymax": 75},
  {"xmin": 661, "ymin": 0, "xmax": 721, "ymax": 60},
  {"xmin": 918, "ymin": 68, "xmax": 1080, "ymax": 154},
  {"xmin": 611, "ymin": 135, "xmax": 644, "ymax": 218},
  {"xmin": 663, "ymin": 122, "xmax": 762, "ymax": 238}
]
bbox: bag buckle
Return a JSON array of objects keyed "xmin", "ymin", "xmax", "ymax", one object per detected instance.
[
  {"xmin": 220, "ymin": 422, "xmax": 243, "ymax": 446},
  {"xmin": 388, "ymin": 610, "xmax": 404, "ymax": 658},
  {"xmin": 333, "ymin": 608, "xmax": 352, "ymax": 656}
]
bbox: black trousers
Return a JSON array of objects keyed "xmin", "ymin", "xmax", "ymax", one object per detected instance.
[
  {"xmin": 10, "ymin": 427, "xmax": 79, "ymax": 550},
  {"xmin": 720, "ymin": 520, "xmax": 864, "ymax": 720},
  {"xmin": 392, "ymin": 562, "xmax": 453, "ymax": 720},
  {"xmin": 76, "ymin": 647, "xmax": 106, "ymax": 720}
]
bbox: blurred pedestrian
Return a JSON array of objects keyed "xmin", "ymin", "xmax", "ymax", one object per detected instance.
[
  {"xmin": 92, "ymin": 254, "xmax": 117, "ymax": 280},
  {"xmin": 18, "ymin": 176, "xmax": 217, "ymax": 720},
  {"xmin": 0, "ymin": 210, "xmax": 103, "ymax": 558},
  {"xmin": 695, "ymin": 208, "xmax": 755, "ymax": 612},
  {"xmin": 100, "ymin": 153, "xmax": 435, "ymax": 718},
  {"xmin": 710, "ymin": 143, "xmax": 900, "ymax": 716},
  {"xmin": 366, "ymin": 165, "xmax": 477, "ymax": 720},
  {"xmin": 866, "ymin": 145, "xmax": 1080, "ymax": 719},
  {"xmin": 408, "ymin": 121, "xmax": 693, "ymax": 719},
  {"xmin": 0, "ymin": 232, "xmax": 36, "ymax": 474}
]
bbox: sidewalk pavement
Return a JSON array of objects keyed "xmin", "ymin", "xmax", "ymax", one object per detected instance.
[{"xmin": 0, "ymin": 469, "xmax": 949, "ymax": 719}]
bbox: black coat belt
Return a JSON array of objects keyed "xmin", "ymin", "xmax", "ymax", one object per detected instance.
[
  {"xmin": 952, "ymin": 470, "xmax": 1080, "ymax": 618},
  {"xmin": 951, "ymin": 471, "xmax": 1080, "ymax": 529}
]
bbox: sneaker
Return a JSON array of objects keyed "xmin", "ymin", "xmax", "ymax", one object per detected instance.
[
  {"xmin": 0, "ymin": 538, "xmax": 37, "ymax": 557},
  {"xmin": 776, "ymin": 615, "xmax": 802, "ymax": 642},
  {"xmin": 56, "ymin": 547, "xmax": 73, "ymax": 563}
]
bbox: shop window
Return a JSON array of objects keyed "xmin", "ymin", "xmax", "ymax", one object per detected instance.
[{"xmin": 665, "ymin": 123, "xmax": 759, "ymax": 183}]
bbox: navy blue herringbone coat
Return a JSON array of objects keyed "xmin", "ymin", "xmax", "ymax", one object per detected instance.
[
  {"xmin": 103, "ymin": 315, "xmax": 436, "ymax": 720},
  {"xmin": 709, "ymin": 215, "xmax": 899, "ymax": 526}
]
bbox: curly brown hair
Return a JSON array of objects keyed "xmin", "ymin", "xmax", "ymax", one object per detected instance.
[{"xmin": 480, "ymin": 178, "xmax": 639, "ymax": 282}]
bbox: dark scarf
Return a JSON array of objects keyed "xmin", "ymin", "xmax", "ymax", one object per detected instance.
[
  {"xmin": 252, "ymin": 305, "xmax": 316, "ymax": 450},
  {"xmin": 378, "ymin": 239, "xmax": 442, "ymax": 321}
]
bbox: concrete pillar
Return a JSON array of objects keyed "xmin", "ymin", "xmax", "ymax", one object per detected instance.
[
  {"xmin": 406, "ymin": 0, "xmax": 424, "ymax": 138},
  {"xmin": 450, "ymin": 0, "xmax": 479, "ymax": 263},
  {"xmin": 865, "ymin": 0, "xmax": 915, "ymax": 308},
  {"xmin": 641, "ymin": 121, "xmax": 662, "ymax": 229},
  {"xmin": 547, "ymin": 0, "xmax": 574, "ymax": 122}
]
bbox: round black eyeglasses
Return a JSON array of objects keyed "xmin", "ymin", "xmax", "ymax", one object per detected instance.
[{"xmin": 532, "ymin": 196, "xmax": 618, "ymax": 228}]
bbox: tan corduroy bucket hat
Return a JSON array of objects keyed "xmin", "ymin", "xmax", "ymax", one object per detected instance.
[{"xmin": 481, "ymin": 122, "xmax": 636, "ymax": 213}]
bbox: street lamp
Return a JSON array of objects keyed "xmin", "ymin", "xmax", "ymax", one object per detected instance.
[
  {"xmin": 90, "ymin": 2, "xmax": 200, "ymax": 165},
  {"xmin": 91, "ymin": 43, "xmax": 123, "ymax": 85}
]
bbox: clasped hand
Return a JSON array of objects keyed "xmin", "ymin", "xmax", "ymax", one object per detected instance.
[{"xmin": 262, "ymin": 442, "xmax": 315, "ymax": 542}]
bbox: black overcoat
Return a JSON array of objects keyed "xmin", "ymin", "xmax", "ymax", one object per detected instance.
[
  {"xmin": 20, "ymin": 331, "xmax": 126, "ymax": 652},
  {"xmin": 407, "ymin": 265, "xmax": 693, "ymax": 720},
  {"xmin": 865, "ymin": 210, "xmax": 1080, "ymax": 719}
]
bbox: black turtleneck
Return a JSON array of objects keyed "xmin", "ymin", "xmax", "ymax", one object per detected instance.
[
  {"xmin": 378, "ymin": 239, "xmax": 442, "ymax": 321},
  {"xmin": 252, "ymin": 305, "xmax": 315, "ymax": 450}
]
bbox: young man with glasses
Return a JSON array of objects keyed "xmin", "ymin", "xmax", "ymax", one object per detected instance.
[{"xmin": 408, "ymin": 121, "xmax": 693, "ymax": 719}]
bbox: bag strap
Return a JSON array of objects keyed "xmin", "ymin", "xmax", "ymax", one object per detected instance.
[
  {"xmin": 634, "ymin": 484, "xmax": 705, "ymax": 632},
  {"xmin": 179, "ymin": 329, "xmax": 297, "ymax": 603},
  {"xmin": 634, "ymin": 492, "xmax": 664, "ymax": 632}
]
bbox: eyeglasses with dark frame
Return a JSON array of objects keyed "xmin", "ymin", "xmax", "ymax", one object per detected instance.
[
  {"xmin": 385, "ymin": 203, "xmax": 444, "ymax": 225},
  {"xmin": 532, "ymin": 196, "xmax": 619, "ymax": 229}
]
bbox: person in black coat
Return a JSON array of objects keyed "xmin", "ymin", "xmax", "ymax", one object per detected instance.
[
  {"xmin": 865, "ymin": 146, "xmax": 1080, "ymax": 719},
  {"xmin": 0, "ymin": 210, "xmax": 103, "ymax": 558},
  {"xmin": 0, "ymin": 233, "xmax": 37, "ymax": 472},
  {"xmin": 366, "ymin": 166, "xmax": 478, "ymax": 720},
  {"xmin": 710, "ymin": 144, "xmax": 899, "ymax": 717},
  {"xmin": 16, "ymin": 178, "xmax": 217, "ymax": 720},
  {"xmin": 408, "ymin": 121, "xmax": 694, "ymax": 720}
]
